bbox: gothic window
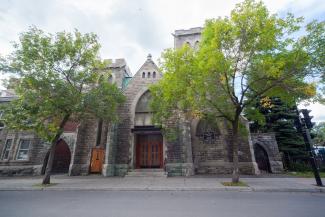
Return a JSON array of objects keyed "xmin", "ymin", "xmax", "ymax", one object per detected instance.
[
  {"xmin": 135, "ymin": 91, "xmax": 153, "ymax": 126},
  {"xmin": 142, "ymin": 72, "xmax": 145, "ymax": 78},
  {"xmin": 153, "ymin": 71, "xmax": 156, "ymax": 78},
  {"xmin": 147, "ymin": 72, "xmax": 151, "ymax": 78},
  {"xmin": 196, "ymin": 120, "xmax": 220, "ymax": 144},
  {"xmin": 16, "ymin": 139, "xmax": 31, "ymax": 160}
]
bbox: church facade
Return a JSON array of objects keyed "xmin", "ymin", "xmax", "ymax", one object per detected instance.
[{"xmin": 0, "ymin": 28, "xmax": 283, "ymax": 177}]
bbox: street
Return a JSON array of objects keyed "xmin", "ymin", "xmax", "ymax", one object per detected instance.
[{"xmin": 1, "ymin": 191, "xmax": 324, "ymax": 217}]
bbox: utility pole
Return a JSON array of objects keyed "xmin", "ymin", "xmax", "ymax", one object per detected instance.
[{"xmin": 297, "ymin": 109, "xmax": 323, "ymax": 186}]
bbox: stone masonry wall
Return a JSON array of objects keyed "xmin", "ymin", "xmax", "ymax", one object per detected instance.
[
  {"xmin": 191, "ymin": 118, "xmax": 259, "ymax": 175},
  {"xmin": 251, "ymin": 133, "xmax": 283, "ymax": 173},
  {"xmin": 69, "ymin": 117, "xmax": 97, "ymax": 176},
  {"xmin": 0, "ymin": 129, "xmax": 48, "ymax": 176}
]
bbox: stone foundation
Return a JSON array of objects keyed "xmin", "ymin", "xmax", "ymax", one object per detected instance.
[
  {"xmin": 194, "ymin": 162, "xmax": 259, "ymax": 175},
  {"xmin": 269, "ymin": 160, "xmax": 284, "ymax": 173},
  {"xmin": 68, "ymin": 163, "xmax": 89, "ymax": 176},
  {"xmin": 166, "ymin": 163, "xmax": 195, "ymax": 177},
  {"xmin": 102, "ymin": 164, "xmax": 129, "ymax": 177},
  {"xmin": 102, "ymin": 163, "xmax": 115, "ymax": 176},
  {"xmin": 0, "ymin": 165, "xmax": 42, "ymax": 176}
]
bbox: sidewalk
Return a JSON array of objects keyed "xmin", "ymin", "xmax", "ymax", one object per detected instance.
[{"xmin": 0, "ymin": 175, "xmax": 324, "ymax": 193}]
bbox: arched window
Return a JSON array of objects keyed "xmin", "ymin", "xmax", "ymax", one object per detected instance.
[
  {"xmin": 153, "ymin": 71, "xmax": 156, "ymax": 78},
  {"xmin": 142, "ymin": 72, "xmax": 145, "ymax": 78},
  {"xmin": 196, "ymin": 120, "xmax": 220, "ymax": 144},
  {"xmin": 185, "ymin": 41, "xmax": 191, "ymax": 47},
  {"xmin": 147, "ymin": 72, "xmax": 151, "ymax": 78},
  {"xmin": 135, "ymin": 91, "xmax": 153, "ymax": 126}
]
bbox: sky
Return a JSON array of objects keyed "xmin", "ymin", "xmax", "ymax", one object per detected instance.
[{"xmin": 0, "ymin": 0, "xmax": 324, "ymax": 121}]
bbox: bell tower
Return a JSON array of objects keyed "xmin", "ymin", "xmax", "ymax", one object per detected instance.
[{"xmin": 173, "ymin": 27, "xmax": 202, "ymax": 49}]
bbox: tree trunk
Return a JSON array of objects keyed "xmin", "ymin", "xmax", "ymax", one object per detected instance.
[
  {"xmin": 42, "ymin": 114, "xmax": 70, "ymax": 185},
  {"xmin": 231, "ymin": 116, "xmax": 240, "ymax": 183}
]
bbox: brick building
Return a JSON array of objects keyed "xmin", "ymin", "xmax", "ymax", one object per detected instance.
[{"xmin": 0, "ymin": 28, "xmax": 283, "ymax": 177}]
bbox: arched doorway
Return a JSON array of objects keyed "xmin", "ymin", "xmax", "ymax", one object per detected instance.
[
  {"xmin": 254, "ymin": 143, "xmax": 271, "ymax": 173},
  {"xmin": 52, "ymin": 139, "xmax": 71, "ymax": 173},
  {"xmin": 42, "ymin": 139, "xmax": 71, "ymax": 174},
  {"xmin": 133, "ymin": 91, "xmax": 163, "ymax": 169}
]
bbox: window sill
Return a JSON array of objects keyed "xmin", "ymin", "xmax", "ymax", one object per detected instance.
[{"xmin": 0, "ymin": 160, "xmax": 30, "ymax": 163}]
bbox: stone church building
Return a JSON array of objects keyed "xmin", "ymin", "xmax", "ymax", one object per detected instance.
[{"xmin": 0, "ymin": 27, "xmax": 283, "ymax": 177}]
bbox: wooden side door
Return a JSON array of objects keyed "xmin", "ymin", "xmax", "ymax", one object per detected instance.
[{"xmin": 90, "ymin": 147, "xmax": 105, "ymax": 173}]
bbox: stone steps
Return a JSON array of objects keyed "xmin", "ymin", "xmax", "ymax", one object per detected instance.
[{"xmin": 126, "ymin": 169, "xmax": 167, "ymax": 177}]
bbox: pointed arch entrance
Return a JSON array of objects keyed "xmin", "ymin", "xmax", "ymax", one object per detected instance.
[
  {"xmin": 42, "ymin": 139, "xmax": 71, "ymax": 174},
  {"xmin": 132, "ymin": 91, "xmax": 163, "ymax": 169},
  {"xmin": 254, "ymin": 143, "xmax": 271, "ymax": 173}
]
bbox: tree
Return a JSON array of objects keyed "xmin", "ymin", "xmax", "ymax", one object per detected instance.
[
  {"xmin": 150, "ymin": 0, "xmax": 321, "ymax": 183},
  {"xmin": 247, "ymin": 97, "xmax": 306, "ymax": 166},
  {"xmin": 0, "ymin": 27, "xmax": 125, "ymax": 184},
  {"xmin": 302, "ymin": 21, "xmax": 325, "ymax": 103},
  {"xmin": 313, "ymin": 122, "xmax": 325, "ymax": 146}
]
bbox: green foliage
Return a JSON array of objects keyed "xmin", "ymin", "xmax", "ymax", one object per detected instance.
[
  {"xmin": 161, "ymin": 127, "xmax": 180, "ymax": 142},
  {"xmin": 312, "ymin": 122, "xmax": 325, "ymax": 146},
  {"xmin": 0, "ymin": 27, "xmax": 125, "ymax": 141},
  {"xmin": 150, "ymin": 0, "xmax": 322, "ymax": 181},
  {"xmin": 299, "ymin": 20, "xmax": 325, "ymax": 103},
  {"xmin": 302, "ymin": 21, "xmax": 325, "ymax": 80},
  {"xmin": 221, "ymin": 181, "xmax": 248, "ymax": 187},
  {"xmin": 151, "ymin": 0, "xmax": 319, "ymax": 129},
  {"xmin": 149, "ymin": 45, "xmax": 199, "ymax": 125},
  {"xmin": 247, "ymin": 97, "xmax": 306, "ymax": 159},
  {"xmin": 287, "ymin": 162, "xmax": 312, "ymax": 172}
]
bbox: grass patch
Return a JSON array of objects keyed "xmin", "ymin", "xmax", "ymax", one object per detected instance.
[
  {"xmin": 221, "ymin": 181, "xmax": 248, "ymax": 187},
  {"xmin": 33, "ymin": 183, "xmax": 58, "ymax": 188},
  {"xmin": 287, "ymin": 171, "xmax": 325, "ymax": 178}
]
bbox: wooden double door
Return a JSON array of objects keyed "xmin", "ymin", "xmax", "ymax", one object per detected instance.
[{"xmin": 136, "ymin": 134, "xmax": 163, "ymax": 168}]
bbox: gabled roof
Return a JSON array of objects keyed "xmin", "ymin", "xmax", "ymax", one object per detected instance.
[{"xmin": 133, "ymin": 54, "xmax": 160, "ymax": 78}]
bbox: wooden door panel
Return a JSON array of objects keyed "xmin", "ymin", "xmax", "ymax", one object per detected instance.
[
  {"xmin": 90, "ymin": 147, "xmax": 105, "ymax": 173},
  {"xmin": 136, "ymin": 134, "xmax": 163, "ymax": 168}
]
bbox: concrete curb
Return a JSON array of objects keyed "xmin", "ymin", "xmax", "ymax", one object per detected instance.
[{"xmin": 1, "ymin": 187, "xmax": 324, "ymax": 193}]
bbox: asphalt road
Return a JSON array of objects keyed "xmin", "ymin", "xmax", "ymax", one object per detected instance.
[{"xmin": 0, "ymin": 191, "xmax": 324, "ymax": 217}]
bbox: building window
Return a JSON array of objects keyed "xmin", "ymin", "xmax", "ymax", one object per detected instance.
[
  {"xmin": 1, "ymin": 139, "xmax": 12, "ymax": 160},
  {"xmin": 16, "ymin": 139, "xmax": 31, "ymax": 160},
  {"xmin": 147, "ymin": 72, "xmax": 151, "ymax": 78},
  {"xmin": 142, "ymin": 72, "xmax": 145, "ymax": 78},
  {"xmin": 153, "ymin": 71, "xmax": 156, "ymax": 78},
  {"xmin": 135, "ymin": 91, "xmax": 153, "ymax": 126},
  {"xmin": 196, "ymin": 120, "xmax": 220, "ymax": 144}
]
